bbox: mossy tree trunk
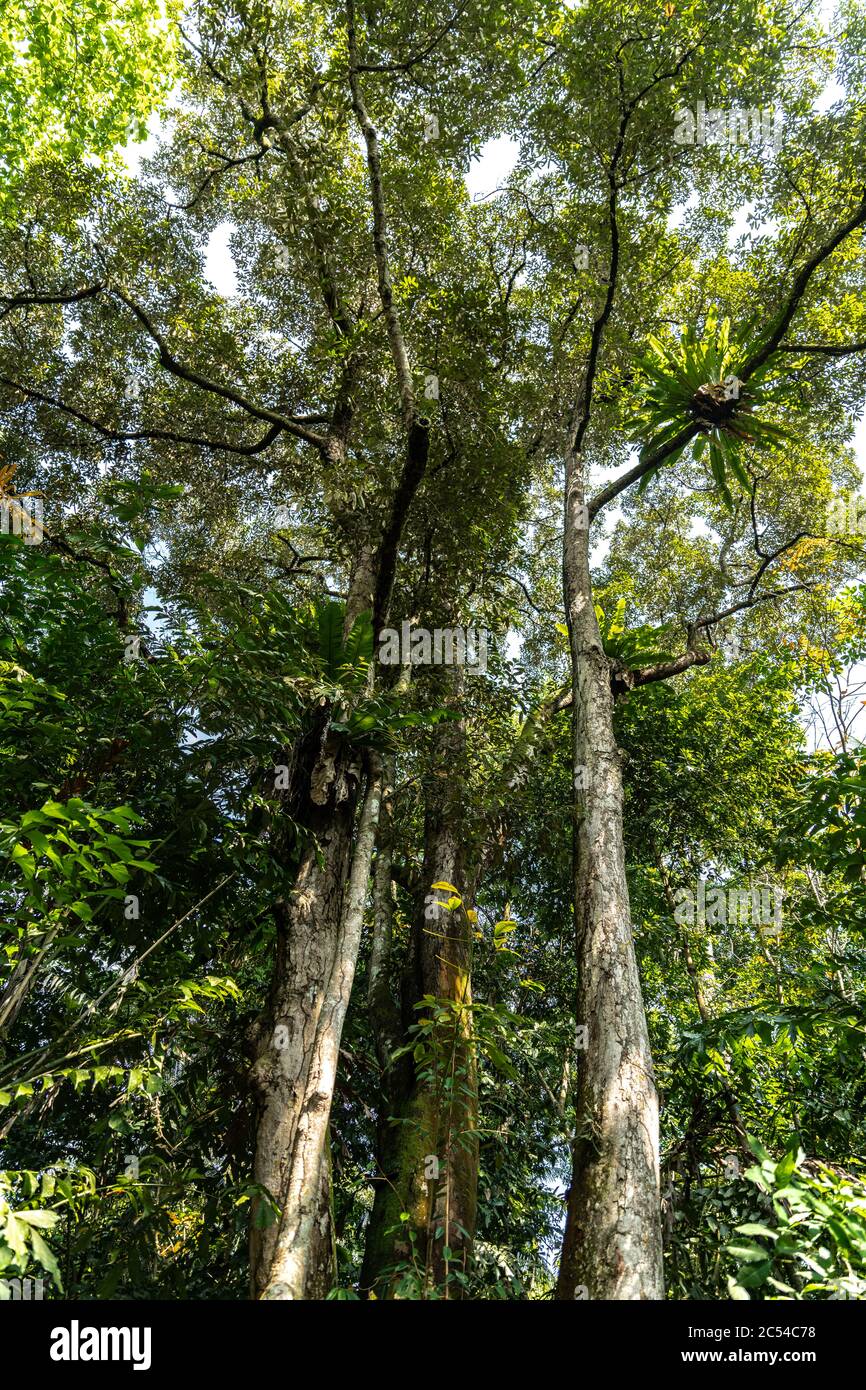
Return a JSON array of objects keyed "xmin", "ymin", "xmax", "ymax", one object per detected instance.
[{"xmin": 361, "ymin": 705, "xmax": 479, "ymax": 1297}]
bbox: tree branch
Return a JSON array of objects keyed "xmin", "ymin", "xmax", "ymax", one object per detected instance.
[
  {"xmin": 588, "ymin": 423, "xmax": 698, "ymax": 519},
  {"xmin": 590, "ymin": 191, "xmax": 866, "ymax": 519},
  {"xmin": 346, "ymin": 0, "xmax": 416, "ymax": 428},
  {"xmin": 775, "ymin": 340, "xmax": 866, "ymax": 357},
  {"xmin": 0, "ymin": 283, "xmax": 105, "ymax": 321},
  {"xmin": 354, "ymin": 0, "xmax": 471, "ymax": 72},
  {"xmin": 740, "ymin": 191, "xmax": 866, "ymax": 381},
  {"xmin": 630, "ymin": 649, "xmax": 710, "ymax": 687},
  {"xmin": 346, "ymin": 0, "xmax": 430, "ymax": 632},
  {"xmin": 0, "ymin": 375, "xmax": 286, "ymax": 457},
  {"xmin": 109, "ymin": 287, "xmax": 327, "ymax": 447}
]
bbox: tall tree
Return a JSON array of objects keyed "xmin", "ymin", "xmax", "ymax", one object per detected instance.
[{"xmin": 2, "ymin": 0, "xmax": 866, "ymax": 1306}]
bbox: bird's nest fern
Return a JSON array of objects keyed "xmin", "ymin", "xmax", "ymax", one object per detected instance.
[{"xmin": 632, "ymin": 311, "xmax": 790, "ymax": 507}]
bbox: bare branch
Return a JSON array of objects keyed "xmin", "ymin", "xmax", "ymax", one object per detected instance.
[
  {"xmin": 775, "ymin": 340, "xmax": 866, "ymax": 357},
  {"xmin": 692, "ymin": 582, "xmax": 813, "ymax": 631},
  {"xmin": 0, "ymin": 283, "xmax": 105, "ymax": 321},
  {"xmin": 588, "ymin": 423, "xmax": 698, "ymax": 519},
  {"xmin": 630, "ymin": 649, "xmax": 711, "ymax": 687}
]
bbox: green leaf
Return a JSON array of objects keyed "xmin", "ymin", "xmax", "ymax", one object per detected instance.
[
  {"xmin": 728, "ymin": 1239, "xmax": 770, "ymax": 1261},
  {"xmin": 735, "ymin": 1222, "xmax": 778, "ymax": 1240},
  {"xmin": 29, "ymin": 1228, "xmax": 63, "ymax": 1290},
  {"xmin": 317, "ymin": 600, "xmax": 346, "ymax": 681},
  {"xmin": 16, "ymin": 1210, "xmax": 60, "ymax": 1229}
]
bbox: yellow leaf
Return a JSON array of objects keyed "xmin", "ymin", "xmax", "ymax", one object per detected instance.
[{"xmin": 431, "ymin": 881, "xmax": 458, "ymax": 893}]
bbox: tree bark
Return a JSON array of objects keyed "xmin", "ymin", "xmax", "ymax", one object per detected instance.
[
  {"xmin": 556, "ymin": 443, "xmax": 664, "ymax": 1301},
  {"xmin": 249, "ymin": 735, "xmax": 382, "ymax": 1299},
  {"xmin": 360, "ymin": 699, "xmax": 478, "ymax": 1297}
]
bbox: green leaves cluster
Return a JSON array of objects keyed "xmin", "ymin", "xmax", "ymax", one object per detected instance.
[
  {"xmin": 0, "ymin": 0, "xmax": 178, "ymax": 204},
  {"xmin": 0, "ymin": 1169, "xmax": 63, "ymax": 1291},
  {"xmin": 728, "ymin": 1141, "xmax": 866, "ymax": 1300}
]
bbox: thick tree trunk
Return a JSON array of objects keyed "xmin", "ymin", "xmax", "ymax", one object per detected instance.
[
  {"xmin": 360, "ymin": 705, "xmax": 478, "ymax": 1297},
  {"xmin": 246, "ymin": 381, "xmax": 426, "ymax": 1299},
  {"xmin": 248, "ymin": 710, "xmax": 382, "ymax": 1299},
  {"xmin": 556, "ymin": 444, "xmax": 664, "ymax": 1300},
  {"xmin": 246, "ymin": 532, "xmax": 391, "ymax": 1299}
]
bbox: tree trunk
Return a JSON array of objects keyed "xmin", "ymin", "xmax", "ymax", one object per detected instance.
[
  {"xmin": 556, "ymin": 444, "xmax": 664, "ymax": 1301},
  {"xmin": 246, "ymin": 396, "xmax": 427, "ymax": 1298},
  {"xmin": 360, "ymin": 702, "xmax": 478, "ymax": 1297},
  {"xmin": 248, "ymin": 711, "xmax": 382, "ymax": 1299}
]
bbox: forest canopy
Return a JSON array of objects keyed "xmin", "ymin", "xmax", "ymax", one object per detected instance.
[{"xmin": 1, "ymin": 0, "xmax": 866, "ymax": 1306}]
